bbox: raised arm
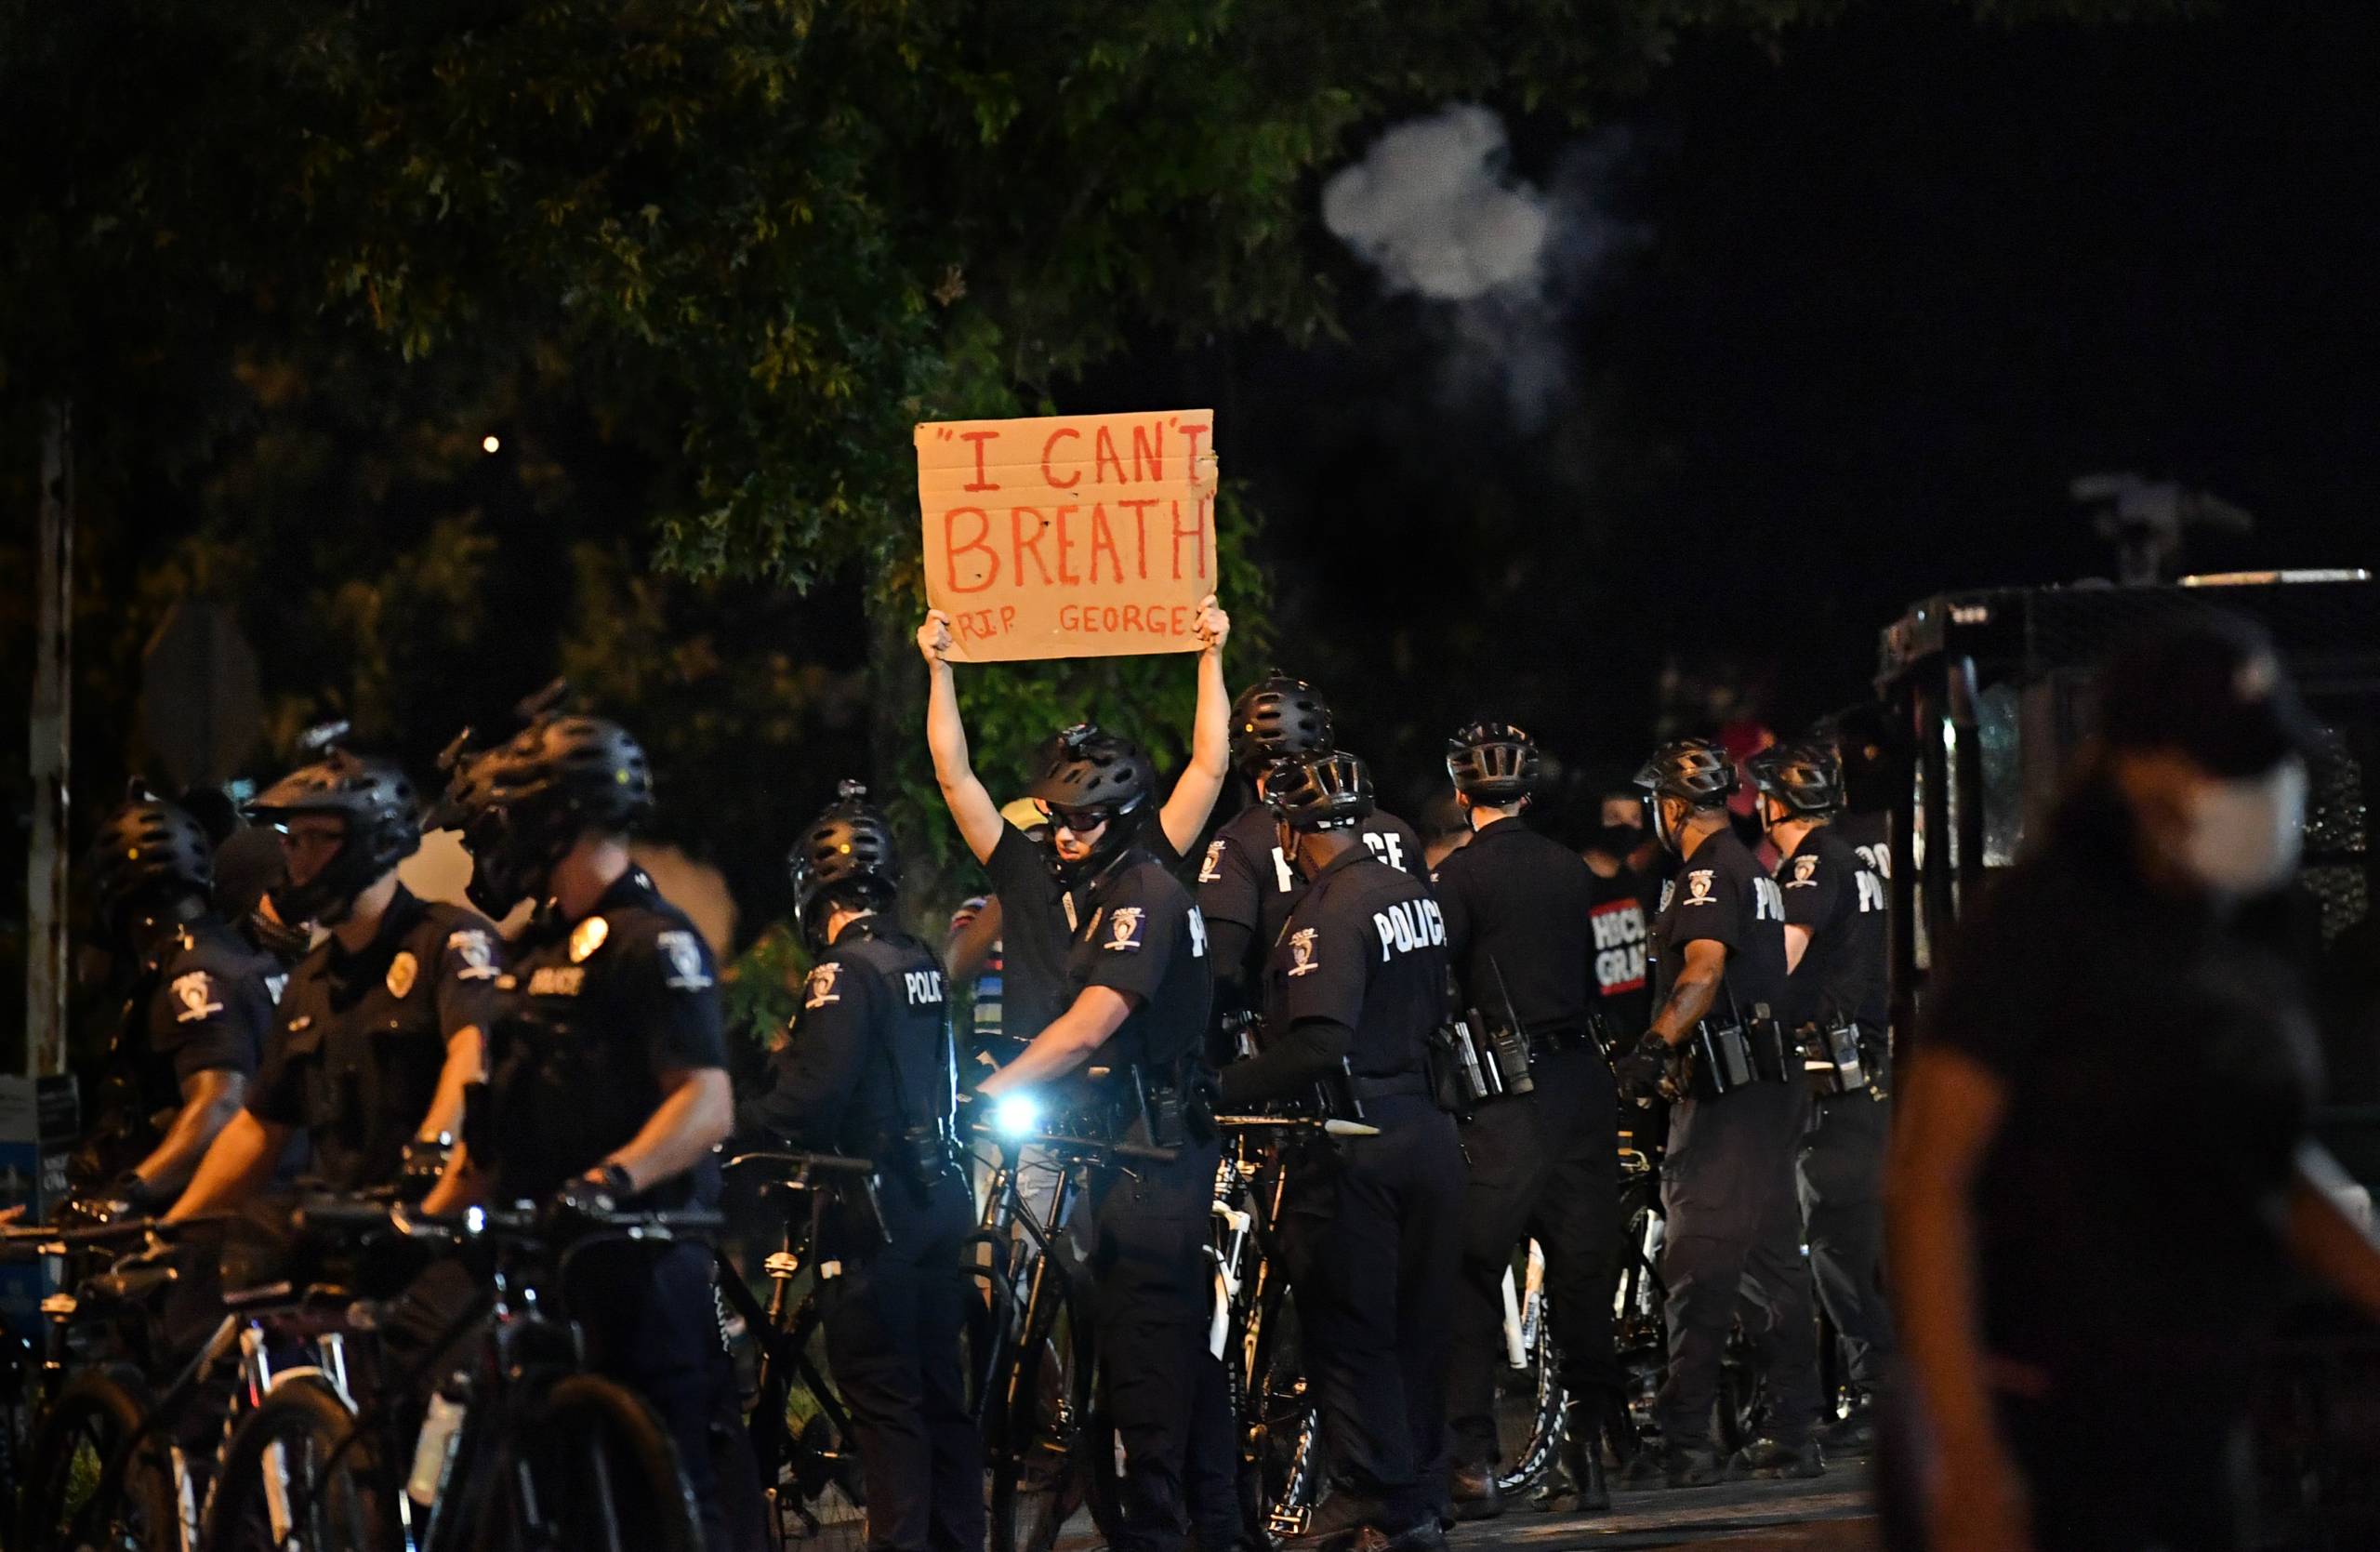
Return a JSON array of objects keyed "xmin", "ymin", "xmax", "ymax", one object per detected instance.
[
  {"xmin": 1157, "ymin": 595, "xmax": 1232, "ymax": 856},
  {"xmin": 920, "ymin": 610, "xmax": 1006, "ymax": 864}
]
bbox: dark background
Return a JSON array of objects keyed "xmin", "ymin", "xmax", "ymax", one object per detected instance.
[{"xmin": 1080, "ymin": 0, "xmax": 2380, "ymax": 831}]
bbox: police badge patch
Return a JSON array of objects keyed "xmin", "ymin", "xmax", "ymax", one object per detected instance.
[
  {"xmin": 569, "ymin": 916, "xmax": 610, "ymax": 963},
  {"xmin": 657, "ymin": 930, "xmax": 713, "ymax": 991},
  {"xmin": 805, "ymin": 963, "xmax": 842, "ymax": 1010},
  {"xmin": 170, "ymin": 971, "xmax": 222, "ymax": 1024},
  {"xmin": 1197, "ymin": 839, "xmax": 1226, "ymax": 884},
  {"xmin": 1287, "ymin": 927, "xmax": 1320, "ymax": 977},
  {"xmin": 1684, "ymin": 870, "xmax": 1717, "ymax": 906},
  {"xmin": 386, "ymin": 951, "xmax": 418, "ymax": 999},
  {"xmin": 1105, "ymin": 907, "xmax": 1145, "ymax": 952},
  {"xmin": 1790, "ymin": 856, "xmax": 1820, "ymax": 888},
  {"xmin": 447, "ymin": 928, "xmax": 499, "ymax": 980}
]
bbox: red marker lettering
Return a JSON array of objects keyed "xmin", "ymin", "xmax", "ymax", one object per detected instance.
[
  {"xmin": 1092, "ymin": 425, "xmax": 1128, "ymax": 484},
  {"xmin": 961, "ymin": 430, "xmax": 1000, "ymax": 493},
  {"xmin": 1086, "ymin": 503, "xmax": 1124, "ymax": 583},
  {"xmin": 1170, "ymin": 497, "xmax": 1209, "ymax": 581},
  {"xmin": 1011, "ymin": 507, "xmax": 1053, "ymax": 585},
  {"xmin": 943, "ymin": 507, "xmax": 998, "ymax": 593},
  {"xmin": 1119, "ymin": 498, "xmax": 1157, "ymax": 579},
  {"xmin": 1040, "ymin": 427, "xmax": 1081, "ymax": 489}
]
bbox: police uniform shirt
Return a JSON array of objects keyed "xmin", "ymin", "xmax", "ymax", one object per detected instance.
[
  {"xmin": 983, "ymin": 819, "xmax": 1189, "ymax": 1046},
  {"xmin": 102, "ymin": 917, "xmax": 279, "ymax": 1160},
  {"xmin": 1583, "ymin": 869, "xmax": 1653, "ymax": 1034},
  {"xmin": 1648, "ymin": 827, "xmax": 1790, "ymax": 1025},
  {"xmin": 1776, "ymin": 826, "xmax": 1889, "ymax": 1032},
  {"xmin": 249, "ymin": 885, "xmax": 505, "ymax": 1191},
  {"xmin": 1924, "ymin": 780, "xmax": 2321, "ymax": 1383},
  {"xmin": 1430, "ymin": 817, "xmax": 1593, "ymax": 1036},
  {"xmin": 1197, "ymin": 799, "xmax": 1424, "ymax": 988},
  {"xmin": 1261, "ymin": 847, "xmax": 1448, "ymax": 1084},
  {"xmin": 484, "ymin": 868, "xmax": 727, "ymax": 1206},
  {"xmin": 1833, "ymin": 811, "xmax": 1892, "ymax": 888},
  {"xmin": 1065, "ymin": 849, "xmax": 1211, "ymax": 1077},
  {"xmin": 739, "ymin": 919, "xmax": 949, "ymax": 1159}
]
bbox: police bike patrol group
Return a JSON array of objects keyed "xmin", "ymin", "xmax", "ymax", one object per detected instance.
[{"xmin": 3, "ymin": 592, "xmax": 1896, "ymax": 1552}]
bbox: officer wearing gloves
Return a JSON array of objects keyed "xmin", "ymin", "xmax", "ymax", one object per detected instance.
[
  {"xmin": 421, "ymin": 705, "xmax": 760, "ymax": 1552},
  {"xmin": 61, "ymin": 793, "xmax": 276, "ymax": 1219},
  {"xmin": 1217, "ymin": 749, "xmax": 1461, "ymax": 1552},
  {"xmin": 169, "ymin": 740, "xmax": 501, "ymax": 1214},
  {"xmin": 1612, "ymin": 739, "xmax": 1824, "ymax": 1487},
  {"xmin": 973, "ymin": 730, "xmax": 1231, "ymax": 1552},
  {"xmin": 1432, "ymin": 722, "xmax": 1623, "ymax": 1519},
  {"xmin": 737, "ymin": 784, "xmax": 984, "ymax": 1552},
  {"xmin": 1198, "ymin": 674, "xmax": 1423, "ymax": 1014},
  {"xmin": 1748, "ymin": 741, "xmax": 1897, "ymax": 1446},
  {"xmin": 1891, "ymin": 616, "xmax": 2380, "ymax": 1552}
]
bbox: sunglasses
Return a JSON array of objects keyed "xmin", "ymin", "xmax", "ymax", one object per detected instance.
[{"xmin": 1042, "ymin": 803, "xmax": 1115, "ymax": 834}]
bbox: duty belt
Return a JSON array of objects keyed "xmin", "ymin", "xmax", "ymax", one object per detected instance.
[
  {"xmin": 1681, "ymin": 1018, "xmax": 1792, "ymax": 1101},
  {"xmin": 1526, "ymin": 1027, "xmax": 1601, "ymax": 1058}
]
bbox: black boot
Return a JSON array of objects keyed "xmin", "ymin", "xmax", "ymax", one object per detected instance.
[
  {"xmin": 1448, "ymin": 1462, "xmax": 1503, "ymax": 1521},
  {"xmin": 1726, "ymin": 1435, "xmax": 1826, "ymax": 1481},
  {"xmin": 1529, "ymin": 1404, "xmax": 1611, "ymax": 1513}
]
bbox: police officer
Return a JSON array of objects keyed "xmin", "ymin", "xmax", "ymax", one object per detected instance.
[
  {"xmin": 1213, "ymin": 749, "xmax": 1460, "ymax": 1552},
  {"xmin": 1611, "ymin": 739, "xmax": 1823, "ymax": 1486},
  {"xmin": 1433, "ymin": 723, "xmax": 1622, "ymax": 1519},
  {"xmin": 168, "ymin": 744, "xmax": 501, "ymax": 1215},
  {"xmin": 1748, "ymin": 741, "xmax": 1896, "ymax": 1447},
  {"xmin": 1197, "ymin": 674, "xmax": 1423, "ymax": 1015},
  {"xmin": 737, "ymin": 783, "xmax": 984, "ymax": 1552},
  {"xmin": 918, "ymin": 600, "xmax": 1232, "ymax": 1049},
  {"xmin": 973, "ymin": 729, "xmax": 1232, "ymax": 1552},
  {"xmin": 66, "ymin": 793, "xmax": 275, "ymax": 1217},
  {"xmin": 424, "ymin": 708, "xmax": 760, "ymax": 1552}
]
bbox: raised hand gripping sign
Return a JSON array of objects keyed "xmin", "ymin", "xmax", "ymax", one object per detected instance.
[{"xmin": 917, "ymin": 409, "xmax": 1218, "ymax": 662}]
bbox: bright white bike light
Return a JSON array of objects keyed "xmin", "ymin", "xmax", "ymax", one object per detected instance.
[{"xmin": 992, "ymin": 1094, "xmax": 1042, "ymax": 1138}]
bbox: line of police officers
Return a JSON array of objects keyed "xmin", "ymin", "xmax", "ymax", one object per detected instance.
[{"xmin": 61, "ymin": 604, "xmax": 1895, "ymax": 1552}]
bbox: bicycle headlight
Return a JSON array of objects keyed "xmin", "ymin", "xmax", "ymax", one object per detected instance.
[{"xmin": 992, "ymin": 1094, "xmax": 1042, "ymax": 1139}]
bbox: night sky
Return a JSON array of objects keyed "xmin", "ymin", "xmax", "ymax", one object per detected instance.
[{"xmin": 1080, "ymin": 0, "xmax": 2380, "ymax": 830}]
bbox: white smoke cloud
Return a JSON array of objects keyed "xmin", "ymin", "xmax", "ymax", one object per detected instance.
[{"xmin": 1322, "ymin": 105, "xmax": 1645, "ymax": 431}]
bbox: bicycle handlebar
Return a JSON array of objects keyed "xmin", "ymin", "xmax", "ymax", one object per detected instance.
[
  {"xmin": 968, "ymin": 1124, "xmax": 1177, "ymax": 1164},
  {"xmin": 0, "ymin": 1213, "xmax": 224, "ymax": 1257},
  {"xmin": 722, "ymin": 1149, "xmax": 879, "ymax": 1178},
  {"xmin": 1212, "ymin": 1115, "xmax": 1382, "ymax": 1138},
  {"xmin": 291, "ymin": 1197, "xmax": 724, "ymax": 1247}
]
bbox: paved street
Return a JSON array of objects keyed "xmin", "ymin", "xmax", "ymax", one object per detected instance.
[{"xmin": 1451, "ymin": 1466, "xmax": 1880, "ymax": 1551}]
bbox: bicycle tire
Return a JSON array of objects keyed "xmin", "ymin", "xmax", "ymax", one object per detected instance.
[
  {"xmin": 13, "ymin": 1365, "xmax": 180, "ymax": 1552},
  {"xmin": 1491, "ymin": 1280, "xmax": 1565, "ymax": 1495},
  {"xmin": 490, "ymin": 1373, "xmax": 705, "ymax": 1552},
  {"xmin": 988, "ymin": 1281, "xmax": 1106, "ymax": 1552},
  {"xmin": 202, "ymin": 1375, "xmax": 388, "ymax": 1552}
]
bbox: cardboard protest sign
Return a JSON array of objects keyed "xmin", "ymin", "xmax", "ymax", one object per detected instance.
[{"xmin": 917, "ymin": 409, "xmax": 1218, "ymax": 661}]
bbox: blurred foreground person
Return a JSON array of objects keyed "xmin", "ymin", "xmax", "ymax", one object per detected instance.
[{"xmin": 1890, "ymin": 615, "xmax": 2380, "ymax": 1552}]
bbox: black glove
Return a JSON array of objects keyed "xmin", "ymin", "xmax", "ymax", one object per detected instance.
[
  {"xmin": 547, "ymin": 1162, "xmax": 635, "ymax": 1229},
  {"xmin": 1611, "ymin": 1033, "xmax": 1673, "ymax": 1104},
  {"xmin": 398, "ymin": 1137, "xmax": 452, "ymax": 1201}
]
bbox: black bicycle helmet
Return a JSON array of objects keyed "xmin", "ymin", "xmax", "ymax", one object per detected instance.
[
  {"xmin": 1230, "ymin": 674, "xmax": 1334, "ymax": 780},
  {"xmin": 1446, "ymin": 720, "xmax": 1541, "ymax": 803},
  {"xmin": 790, "ymin": 780, "xmax": 902, "ymax": 948},
  {"xmin": 1268, "ymin": 749, "xmax": 1375, "ymax": 834},
  {"xmin": 1633, "ymin": 737, "xmax": 1738, "ymax": 808},
  {"xmin": 246, "ymin": 728, "xmax": 423, "ymax": 926},
  {"xmin": 88, "ymin": 791, "xmax": 213, "ymax": 935},
  {"xmin": 1820, "ymin": 701, "xmax": 1895, "ymax": 815},
  {"xmin": 429, "ymin": 704, "xmax": 655, "ymax": 916},
  {"xmin": 1747, "ymin": 740, "xmax": 1844, "ymax": 818}
]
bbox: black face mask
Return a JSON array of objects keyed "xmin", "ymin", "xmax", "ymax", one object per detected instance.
[{"xmin": 1592, "ymin": 823, "xmax": 1644, "ymax": 859}]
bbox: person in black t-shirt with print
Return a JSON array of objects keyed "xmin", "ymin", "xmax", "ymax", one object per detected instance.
[
  {"xmin": 1432, "ymin": 723, "xmax": 1622, "ymax": 1519},
  {"xmin": 916, "ymin": 599, "xmax": 1233, "ymax": 1051},
  {"xmin": 1218, "ymin": 749, "xmax": 1460, "ymax": 1552},
  {"xmin": 973, "ymin": 730, "xmax": 1232, "ymax": 1552},
  {"xmin": 1611, "ymin": 738, "xmax": 1823, "ymax": 1488},
  {"xmin": 1749, "ymin": 741, "xmax": 1897, "ymax": 1448}
]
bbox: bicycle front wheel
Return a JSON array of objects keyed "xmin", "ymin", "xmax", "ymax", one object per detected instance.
[
  {"xmin": 14, "ymin": 1366, "xmax": 180, "ymax": 1552},
  {"xmin": 203, "ymin": 1376, "xmax": 387, "ymax": 1552},
  {"xmin": 492, "ymin": 1373, "xmax": 704, "ymax": 1552},
  {"xmin": 988, "ymin": 1282, "xmax": 1106, "ymax": 1552}
]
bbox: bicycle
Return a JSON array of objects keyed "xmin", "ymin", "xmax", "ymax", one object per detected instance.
[
  {"xmin": 198, "ymin": 1194, "xmax": 720, "ymax": 1552},
  {"xmin": 713, "ymin": 1147, "xmax": 884, "ymax": 1548}
]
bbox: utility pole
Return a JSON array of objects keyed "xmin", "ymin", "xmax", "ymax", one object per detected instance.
[{"xmin": 26, "ymin": 402, "xmax": 73, "ymax": 1078}]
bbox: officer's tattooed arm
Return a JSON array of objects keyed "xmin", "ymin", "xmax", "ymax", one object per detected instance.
[
  {"xmin": 592, "ymin": 1068, "xmax": 734, "ymax": 1195},
  {"xmin": 1157, "ymin": 595, "xmax": 1233, "ymax": 856},
  {"xmin": 135, "ymin": 1068, "xmax": 248, "ymax": 1202},
  {"xmin": 919, "ymin": 610, "xmax": 1007, "ymax": 864},
  {"xmin": 975, "ymin": 988, "xmax": 1135, "ymax": 1097},
  {"xmin": 1646, "ymin": 939, "xmax": 1728, "ymax": 1047},
  {"xmin": 163, "ymin": 1107, "xmax": 289, "ymax": 1223}
]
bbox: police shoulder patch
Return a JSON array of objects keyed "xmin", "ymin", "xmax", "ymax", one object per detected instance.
[
  {"xmin": 568, "ymin": 915, "xmax": 610, "ymax": 963},
  {"xmin": 805, "ymin": 962, "xmax": 843, "ymax": 1010},
  {"xmin": 1287, "ymin": 926, "xmax": 1321, "ymax": 977},
  {"xmin": 656, "ymin": 930, "xmax": 713, "ymax": 992},
  {"xmin": 1197, "ymin": 838, "xmax": 1226, "ymax": 885},
  {"xmin": 1683, "ymin": 869, "xmax": 1717, "ymax": 906},
  {"xmin": 170, "ymin": 971, "xmax": 223, "ymax": 1024},
  {"xmin": 1104, "ymin": 906, "xmax": 1146, "ymax": 952},
  {"xmin": 1788, "ymin": 855, "xmax": 1820, "ymax": 888},
  {"xmin": 446, "ymin": 927, "xmax": 499, "ymax": 981}
]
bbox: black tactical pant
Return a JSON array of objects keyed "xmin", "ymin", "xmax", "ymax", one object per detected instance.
[
  {"xmin": 572, "ymin": 1240, "xmax": 768, "ymax": 1552},
  {"xmin": 1655, "ymin": 1081, "xmax": 1821, "ymax": 1452},
  {"xmin": 1796, "ymin": 1091, "xmax": 1896, "ymax": 1388},
  {"xmin": 1448, "ymin": 1044, "xmax": 1624, "ymax": 1468},
  {"xmin": 1090, "ymin": 1136, "xmax": 1240, "ymax": 1552},
  {"xmin": 818, "ymin": 1170, "xmax": 986, "ymax": 1552},
  {"xmin": 1281, "ymin": 1099, "xmax": 1464, "ymax": 1527}
]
